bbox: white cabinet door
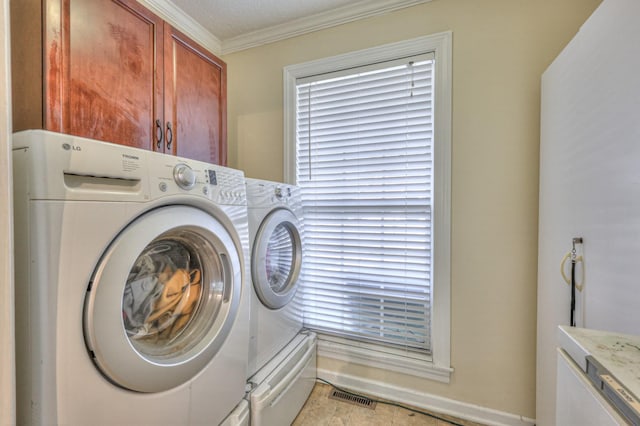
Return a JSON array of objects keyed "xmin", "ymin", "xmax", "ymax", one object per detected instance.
[{"xmin": 556, "ymin": 349, "xmax": 625, "ymax": 425}]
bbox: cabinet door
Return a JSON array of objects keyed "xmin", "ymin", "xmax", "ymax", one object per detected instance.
[
  {"xmin": 556, "ymin": 350, "xmax": 625, "ymax": 425},
  {"xmin": 163, "ymin": 26, "xmax": 227, "ymax": 165},
  {"xmin": 46, "ymin": 0, "xmax": 163, "ymax": 150}
]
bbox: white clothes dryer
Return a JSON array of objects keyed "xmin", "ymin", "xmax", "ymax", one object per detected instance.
[
  {"xmin": 245, "ymin": 178, "xmax": 316, "ymax": 426},
  {"xmin": 246, "ymin": 178, "xmax": 304, "ymax": 376},
  {"xmin": 12, "ymin": 130, "xmax": 250, "ymax": 426}
]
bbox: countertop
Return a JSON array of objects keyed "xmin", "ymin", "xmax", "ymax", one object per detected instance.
[{"xmin": 558, "ymin": 325, "xmax": 640, "ymax": 419}]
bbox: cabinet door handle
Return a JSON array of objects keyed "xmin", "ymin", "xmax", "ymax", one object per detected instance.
[
  {"xmin": 155, "ymin": 119, "xmax": 163, "ymax": 149},
  {"xmin": 166, "ymin": 121, "xmax": 173, "ymax": 151}
]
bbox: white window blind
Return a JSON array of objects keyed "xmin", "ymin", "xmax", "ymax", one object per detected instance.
[{"xmin": 296, "ymin": 54, "xmax": 434, "ymax": 353}]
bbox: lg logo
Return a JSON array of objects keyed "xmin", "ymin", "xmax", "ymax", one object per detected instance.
[{"xmin": 62, "ymin": 143, "xmax": 82, "ymax": 151}]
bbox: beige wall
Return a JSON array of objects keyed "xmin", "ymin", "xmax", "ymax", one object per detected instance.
[
  {"xmin": 1, "ymin": 0, "xmax": 15, "ymax": 424},
  {"xmin": 224, "ymin": 0, "xmax": 601, "ymax": 418}
]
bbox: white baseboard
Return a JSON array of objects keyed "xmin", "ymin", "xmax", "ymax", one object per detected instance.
[{"xmin": 317, "ymin": 368, "xmax": 536, "ymax": 426}]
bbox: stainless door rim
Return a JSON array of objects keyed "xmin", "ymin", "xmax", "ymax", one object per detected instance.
[
  {"xmin": 251, "ymin": 208, "xmax": 302, "ymax": 310},
  {"xmin": 84, "ymin": 205, "xmax": 242, "ymax": 393}
]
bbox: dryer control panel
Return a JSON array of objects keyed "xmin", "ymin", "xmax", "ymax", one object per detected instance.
[{"xmin": 246, "ymin": 178, "xmax": 301, "ymax": 211}]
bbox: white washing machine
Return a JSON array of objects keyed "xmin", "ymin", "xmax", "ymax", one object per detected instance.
[
  {"xmin": 12, "ymin": 130, "xmax": 251, "ymax": 426},
  {"xmin": 245, "ymin": 178, "xmax": 316, "ymax": 426}
]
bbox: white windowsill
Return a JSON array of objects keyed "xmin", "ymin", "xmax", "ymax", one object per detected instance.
[{"xmin": 316, "ymin": 334, "xmax": 453, "ymax": 383}]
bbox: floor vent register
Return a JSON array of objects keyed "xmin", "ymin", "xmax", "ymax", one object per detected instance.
[{"xmin": 328, "ymin": 388, "xmax": 377, "ymax": 410}]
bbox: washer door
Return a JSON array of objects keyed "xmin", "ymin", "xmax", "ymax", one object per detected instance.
[
  {"xmin": 84, "ymin": 206, "xmax": 242, "ymax": 393},
  {"xmin": 252, "ymin": 208, "xmax": 302, "ymax": 309}
]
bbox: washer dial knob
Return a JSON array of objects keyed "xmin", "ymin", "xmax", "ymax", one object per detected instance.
[{"xmin": 173, "ymin": 164, "xmax": 197, "ymax": 190}]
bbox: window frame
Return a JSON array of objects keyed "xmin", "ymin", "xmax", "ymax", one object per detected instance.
[{"xmin": 283, "ymin": 32, "xmax": 452, "ymax": 381}]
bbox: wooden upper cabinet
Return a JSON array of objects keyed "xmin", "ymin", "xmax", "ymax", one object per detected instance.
[
  {"xmin": 164, "ymin": 26, "xmax": 227, "ymax": 165},
  {"xmin": 11, "ymin": 0, "xmax": 227, "ymax": 165},
  {"xmin": 62, "ymin": 0, "xmax": 163, "ymax": 151}
]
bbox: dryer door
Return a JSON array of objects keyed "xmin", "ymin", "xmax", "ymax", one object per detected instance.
[
  {"xmin": 84, "ymin": 205, "xmax": 242, "ymax": 393},
  {"xmin": 252, "ymin": 208, "xmax": 302, "ymax": 309}
]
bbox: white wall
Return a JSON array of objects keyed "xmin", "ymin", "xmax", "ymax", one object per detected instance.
[
  {"xmin": 224, "ymin": 0, "xmax": 602, "ymax": 420},
  {"xmin": 0, "ymin": 0, "xmax": 14, "ymax": 424},
  {"xmin": 538, "ymin": 0, "xmax": 640, "ymax": 424}
]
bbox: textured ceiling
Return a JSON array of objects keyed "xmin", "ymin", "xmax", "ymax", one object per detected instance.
[{"xmin": 169, "ymin": 0, "xmax": 358, "ymax": 40}]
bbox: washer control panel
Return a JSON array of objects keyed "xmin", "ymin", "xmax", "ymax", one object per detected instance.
[
  {"xmin": 149, "ymin": 155, "xmax": 246, "ymax": 205},
  {"xmin": 173, "ymin": 164, "xmax": 197, "ymax": 190}
]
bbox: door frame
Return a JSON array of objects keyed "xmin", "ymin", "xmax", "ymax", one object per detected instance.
[{"xmin": 1, "ymin": 0, "xmax": 15, "ymax": 422}]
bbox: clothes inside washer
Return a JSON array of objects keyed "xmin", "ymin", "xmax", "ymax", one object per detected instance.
[{"xmin": 122, "ymin": 241, "xmax": 203, "ymax": 344}]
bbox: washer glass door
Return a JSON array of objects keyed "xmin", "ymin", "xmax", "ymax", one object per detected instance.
[
  {"xmin": 252, "ymin": 208, "xmax": 302, "ymax": 309},
  {"xmin": 84, "ymin": 206, "xmax": 242, "ymax": 393}
]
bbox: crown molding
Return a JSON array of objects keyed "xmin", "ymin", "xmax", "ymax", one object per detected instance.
[
  {"xmin": 137, "ymin": 0, "xmax": 431, "ymax": 56},
  {"xmin": 136, "ymin": 0, "xmax": 222, "ymax": 56},
  {"xmin": 221, "ymin": 0, "xmax": 431, "ymax": 55}
]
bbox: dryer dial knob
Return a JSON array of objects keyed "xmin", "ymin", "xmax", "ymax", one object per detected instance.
[{"xmin": 173, "ymin": 164, "xmax": 197, "ymax": 190}]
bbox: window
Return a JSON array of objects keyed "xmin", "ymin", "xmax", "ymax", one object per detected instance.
[{"xmin": 284, "ymin": 33, "xmax": 451, "ymax": 381}]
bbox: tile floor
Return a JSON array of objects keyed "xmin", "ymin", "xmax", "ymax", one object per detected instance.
[{"xmin": 292, "ymin": 382, "xmax": 487, "ymax": 426}]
